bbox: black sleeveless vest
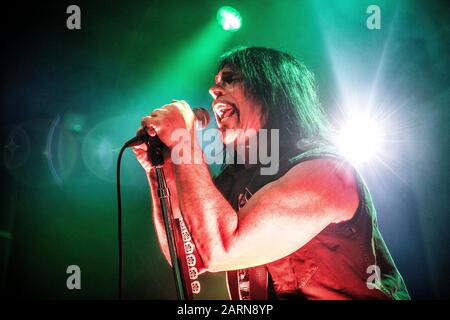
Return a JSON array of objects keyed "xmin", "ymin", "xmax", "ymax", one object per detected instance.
[{"xmin": 213, "ymin": 146, "xmax": 410, "ymax": 300}]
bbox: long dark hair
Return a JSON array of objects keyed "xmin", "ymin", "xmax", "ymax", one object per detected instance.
[{"xmin": 217, "ymin": 46, "xmax": 330, "ymax": 150}]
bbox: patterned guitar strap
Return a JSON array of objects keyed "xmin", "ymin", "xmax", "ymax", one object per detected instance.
[{"xmin": 173, "ymin": 216, "xmax": 203, "ymax": 299}]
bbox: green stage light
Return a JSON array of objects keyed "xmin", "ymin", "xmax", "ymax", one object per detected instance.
[{"xmin": 217, "ymin": 6, "xmax": 242, "ymax": 32}]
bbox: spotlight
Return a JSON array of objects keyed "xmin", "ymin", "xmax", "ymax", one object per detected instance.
[
  {"xmin": 334, "ymin": 112, "xmax": 386, "ymax": 165},
  {"xmin": 217, "ymin": 6, "xmax": 242, "ymax": 32}
]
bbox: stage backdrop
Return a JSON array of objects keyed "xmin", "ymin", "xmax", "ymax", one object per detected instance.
[{"xmin": 0, "ymin": 0, "xmax": 449, "ymax": 299}]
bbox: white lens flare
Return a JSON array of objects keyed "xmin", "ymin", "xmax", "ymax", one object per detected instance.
[{"xmin": 335, "ymin": 113, "xmax": 385, "ymax": 164}]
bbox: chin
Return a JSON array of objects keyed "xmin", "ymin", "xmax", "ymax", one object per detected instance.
[{"xmin": 220, "ymin": 128, "xmax": 239, "ymax": 145}]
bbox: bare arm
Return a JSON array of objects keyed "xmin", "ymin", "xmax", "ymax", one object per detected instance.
[
  {"xmin": 133, "ymin": 143, "xmax": 206, "ymax": 273},
  {"xmin": 174, "ymin": 138, "xmax": 359, "ymax": 272},
  {"xmin": 135, "ymin": 100, "xmax": 358, "ymax": 273}
]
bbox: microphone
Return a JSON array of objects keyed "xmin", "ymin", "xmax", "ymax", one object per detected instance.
[{"xmin": 124, "ymin": 107, "xmax": 210, "ymax": 147}]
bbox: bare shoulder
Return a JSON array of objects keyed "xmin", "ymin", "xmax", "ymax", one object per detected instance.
[
  {"xmin": 271, "ymin": 158, "xmax": 360, "ymax": 223},
  {"xmin": 275, "ymin": 158, "xmax": 357, "ymax": 187}
]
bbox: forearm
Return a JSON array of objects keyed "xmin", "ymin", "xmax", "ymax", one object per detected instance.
[
  {"xmin": 148, "ymin": 168, "xmax": 207, "ymax": 274},
  {"xmin": 147, "ymin": 172, "xmax": 172, "ymax": 266},
  {"xmin": 173, "ymin": 140, "xmax": 238, "ymax": 271}
]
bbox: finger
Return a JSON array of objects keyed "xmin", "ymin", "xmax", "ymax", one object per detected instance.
[
  {"xmin": 141, "ymin": 116, "xmax": 160, "ymax": 129},
  {"xmin": 159, "ymin": 105, "xmax": 176, "ymax": 113},
  {"xmin": 132, "ymin": 142, "xmax": 147, "ymax": 152},
  {"xmin": 170, "ymin": 100, "xmax": 191, "ymax": 116},
  {"xmin": 150, "ymin": 108, "xmax": 170, "ymax": 116},
  {"xmin": 172, "ymin": 100, "xmax": 188, "ymax": 109},
  {"xmin": 146, "ymin": 126, "xmax": 158, "ymax": 137},
  {"xmin": 143, "ymin": 110, "xmax": 162, "ymax": 123},
  {"xmin": 141, "ymin": 116, "xmax": 151, "ymax": 127},
  {"xmin": 150, "ymin": 109, "xmax": 163, "ymax": 115},
  {"xmin": 141, "ymin": 117, "xmax": 159, "ymax": 137}
]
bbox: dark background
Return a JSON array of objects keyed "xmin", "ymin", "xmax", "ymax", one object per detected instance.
[{"xmin": 0, "ymin": 0, "xmax": 449, "ymax": 299}]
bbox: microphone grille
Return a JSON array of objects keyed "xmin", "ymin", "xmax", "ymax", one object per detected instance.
[{"xmin": 193, "ymin": 107, "xmax": 210, "ymax": 129}]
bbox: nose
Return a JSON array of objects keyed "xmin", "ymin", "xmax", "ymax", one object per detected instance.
[{"xmin": 209, "ymin": 84, "xmax": 225, "ymax": 100}]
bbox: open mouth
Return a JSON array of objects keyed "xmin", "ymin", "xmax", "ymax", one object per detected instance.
[{"xmin": 213, "ymin": 101, "xmax": 238, "ymax": 122}]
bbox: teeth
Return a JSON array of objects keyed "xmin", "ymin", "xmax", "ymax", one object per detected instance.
[
  {"xmin": 214, "ymin": 102, "xmax": 235, "ymax": 120},
  {"xmin": 216, "ymin": 103, "xmax": 232, "ymax": 111},
  {"xmin": 222, "ymin": 108, "xmax": 235, "ymax": 118}
]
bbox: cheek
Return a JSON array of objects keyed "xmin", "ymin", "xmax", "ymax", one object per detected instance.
[
  {"xmin": 257, "ymin": 107, "xmax": 267, "ymax": 128},
  {"xmin": 233, "ymin": 89, "xmax": 264, "ymax": 129},
  {"xmin": 241, "ymin": 105, "xmax": 265, "ymax": 130}
]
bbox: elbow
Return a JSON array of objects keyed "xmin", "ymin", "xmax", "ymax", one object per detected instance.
[
  {"xmin": 194, "ymin": 225, "xmax": 237, "ymax": 273},
  {"xmin": 200, "ymin": 244, "xmax": 232, "ymax": 273},
  {"xmin": 203, "ymin": 260, "xmax": 224, "ymax": 273},
  {"xmin": 199, "ymin": 252, "xmax": 220, "ymax": 273},
  {"xmin": 203, "ymin": 259, "xmax": 224, "ymax": 273}
]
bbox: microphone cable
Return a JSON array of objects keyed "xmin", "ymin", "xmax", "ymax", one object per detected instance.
[
  {"xmin": 116, "ymin": 145, "xmax": 127, "ymax": 300},
  {"xmin": 115, "ymin": 132, "xmax": 151, "ymax": 300}
]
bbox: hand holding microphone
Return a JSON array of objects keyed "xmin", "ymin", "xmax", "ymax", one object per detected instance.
[
  {"xmin": 129, "ymin": 100, "xmax": 210, "ymax": 172},
  {"xmin": 119, "ymin": 101, "xmax": 208, "ymax": 299},
  {"xmin": 125, "ymin": 100, "xmax": 210, "ymax": 148}
]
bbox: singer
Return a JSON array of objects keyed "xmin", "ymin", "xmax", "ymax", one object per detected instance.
[{"xmin": 133, "ymin": 47, "xmax": 410, "ymax": 300}]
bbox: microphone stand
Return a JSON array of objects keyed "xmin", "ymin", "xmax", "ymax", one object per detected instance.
[{"xmin": 147, "ymin": 135, "xmax": 191, "ymax": 300}]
